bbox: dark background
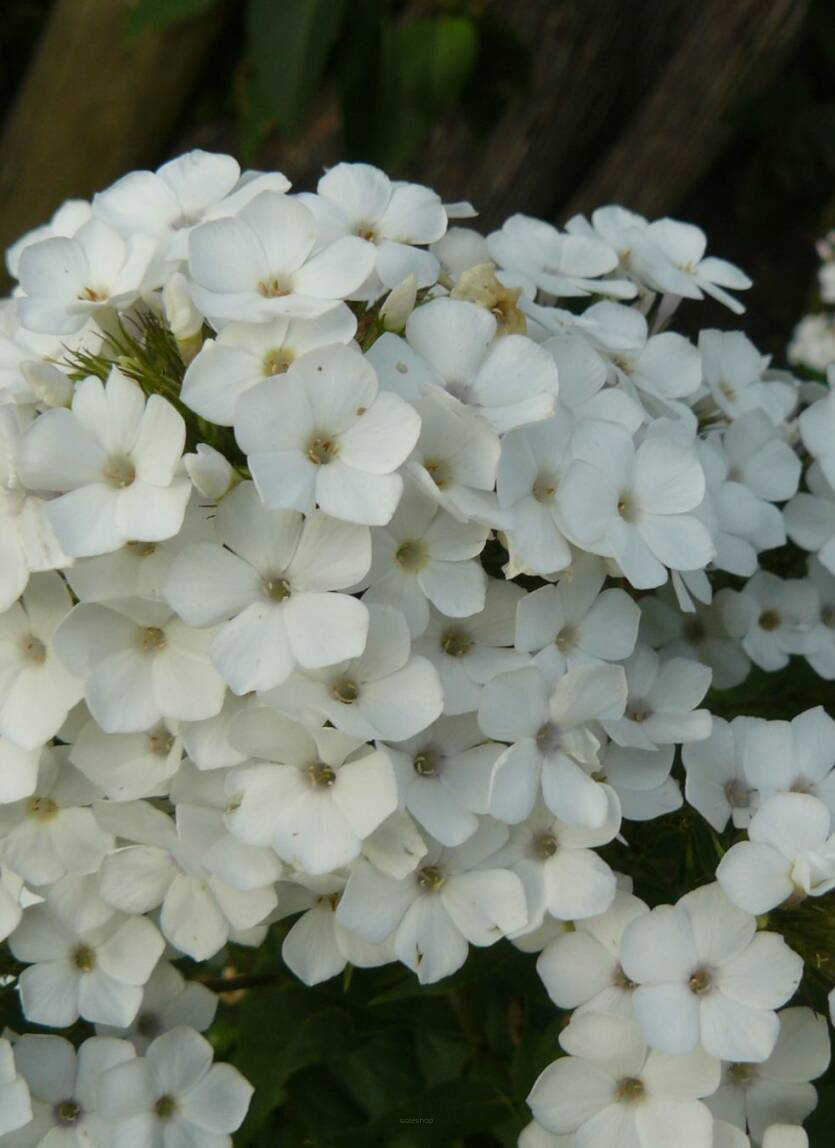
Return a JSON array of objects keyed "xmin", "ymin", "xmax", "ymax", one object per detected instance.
[{"xmin": 3, "ymin": 0, "xmax": 835, "ymax": 355}]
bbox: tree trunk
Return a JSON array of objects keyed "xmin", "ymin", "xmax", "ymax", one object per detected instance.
[
  {"xmin": 0, "ymin": 0, "xmax": 229, "ymax": 288},
  {"xmin": 564, "ymin": 0, "xmax": 808, "ymax": 220}
]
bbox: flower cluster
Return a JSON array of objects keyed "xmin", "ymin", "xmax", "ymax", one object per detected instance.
[{"xmin": 0, "ymin": 150, "xmax": 831, "ymax": 1147}]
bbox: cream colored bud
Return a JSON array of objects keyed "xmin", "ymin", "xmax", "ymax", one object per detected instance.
[
  {"xmin": 184, "ymin": 443, "xmax": 239, "ymax": 501},
  {"xmin": 163, "ymin": 272, "xmax": 203, "ymax": 352},
  {"xmin": 380, "ymin": 274, "xmax": 418, "ymax": 333}
]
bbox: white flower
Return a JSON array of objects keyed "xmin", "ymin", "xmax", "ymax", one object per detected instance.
[
  {"xmin": 69, "ymin": 716, "xmax": 183, "ymax": 801},
  {"xmin": 188, "ymin": 190, "xmax": 375, "ymax": 322},
  {"xmin": 0, "ymin": 407, "xmax": 70, "ymax": 613},
  {"xmin": 383, "ymin": 714, "xmax": 501, "ymax": 846},
  {"xmin": 412, "ymin": 579, "xmax": 527, "ymax": 715},
  {"xmin": 599, "ymin": 742, "xmax": 682, "ymax": 822},
  {"xmin": 96, "ymin": 800, "xmax": 275, "ymax": 960},
  {"xmin": 235, "ymin": 344, "xmax": 419, "ymax": 525},
  {"xmin": 97, "ymin": 1026, "xmax": 253, "ymax": 1145},
  {"xmin": 10, "ymin": 880, "xmax": 165, "ymax": 1028},
  {"xmin": 798, "ymin": 387, "xmax": 835, "ymax": 491},
  {"xmin": 560, "ymin": 422, "xmax": 713, "ymax": 589},
  {"xmin": 16, "ymin": 219, "xmax": 156, "ymax": 334},
  {"xmin": 225, "ymin": 708, "xmax": 397, "ymax": 875},
  {"xmin": 163, "ymin": 482, "xmax": 370, "ymax": 694},
  {"xmin": 722, "ymin": 572, "xmax": 819, "ymax": 672},
  {"xmin": 0, "ymin": 865, "xmax": 24, "ymax": 942},
  {"xmin": 182, "ymin": 443, "xmax": 238, "ymax": 501},
  {"xmin": 19, "ymin": 369, "xmax": 190, "ymax": 558},
  {"xmin": 54, "ymin": 599, "xmax": 226, "ymax": 734},
  {"xmin": 277, "ymin": 880, "xmax": 394, "ymax": 986},
  {"xmin": 8, "ymin": 1034, "xmax": 135, "ymax": 1147},
  {"xmin": 620, "ymin": 883, "xmax": 803, "ymax": 1062},
  {"xmin": 478, "ymin": 662, "xmax": 627, "ymax": 828},
  {"xmin": 0, "ymin": 749, "xmax": 112, "ymax": 884},
  {"xmin": 631, "ymin": 220, "xmax": 752, "ymax": 314},
  {"xmin": 181, "ymin": 310, "xmax": 356, "ymax": 426},
  {"xmin": 740, "ymin": 707, "xmax": 835, "ymax": 811},
  {"xmin": 717, "ymin": 793, "xmax": 835, "ymax": 914},
  {"xmin": 762, "ymin": 1127, "xmax": 808, "ymax": 1148},
  {"xmin": 536, "ymin": 889, "xmax": 649, "ymax": 1016},
  {"xmin": 515, "ymin": 552, "xmax": 640, "ymax": 678},
  {"xmin": 298, "ymin": 162, "xmax": 447, "ymax": 293},
  {"xmin": 0, "ymin": 572, "xmax": 82, "ymax": 749},
  {"xmin": 706, "ymin": 1007, "xmax": 830, "ymax": 1142},
  {"xmin": 336, "ymin": 820, "xmax": 527, "ymax": 983},
  {"xmin": 682, "ymin": 716, "xmax": 760, "ymax": 832},
  {"xmin": 600, "ymin": 645, "xmax": 711, "ymax": 751},
  {"xmin": 93, "ymin": 148, "xmax": 289, "ymax": 261},
  {"xmin": 495, "ymin": 415, "xmax": 574, "ymax": 575},
  {"xmin": 494, "ymin": 794, "xmax": 619, "ymax": 928},
  {"xmin": 361, "ymin": 479, "xmax": 489, "ymax": 637},
  {"xmin": 528, "ymin": 1012, "xmax": 720, "ymax": 1148},
  {"xmin": 368, "ymin": 296, "xmax": 558, "ymax": 433},
  {"xmin": 487, "ymin": 214, "xmax": 635, "ymax": 299},
  {"xmin": 96, "ymin": 960, "xmax": 218, "ymax": 1051},
  {"xmin": 405, "ymin": 389, "xmax": 505, "ymax": 527},
  {"xmin": 804, "ymin": 558, "xmax": 835, "ymax": 679},
  {"xmin": 263, "ymin": 604, "xmax": 443, "ymax": 742},
  {"xmin": 0, "ymin": 1038, "xmax": 31, "ymax": 1137},
  {"xmin": 699, "ymin": 330, "xmax": 795, "ymax": 423},
  {"xmin": 640, "ymin": 587, "xmax": 751, "ymax": 690},
  {"xmin": 785, "ymin": 463, "xmax": 835, "ymax": 576}
]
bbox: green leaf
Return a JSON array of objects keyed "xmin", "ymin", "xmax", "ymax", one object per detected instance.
[
  {"xmin": 127, "ymin": 0, "xmax": 221, "ymax": 38},
  {"xmin": 357, "ymin": 1079, "xmax": 515, "ymax": 1144},
  {"xmin": 378, "ymin": 15, "xmax": 478, "ymax": 167},
  {"xmin": 247, "ymin": 0, "xmax": 346, "ymax": 138}
]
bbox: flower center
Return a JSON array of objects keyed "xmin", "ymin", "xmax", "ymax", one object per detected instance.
[
  {"xmin": 136, "ymin": 1011, "xmax": 161, "ymax": 1038},
  {"xmin": 413, "ymin": 749, "xmax": 439, "ymax": 777},
  {"xmin": 55, "ymin": 1099, "xmax": 82, "ymax": 1125},
  {"xmin": 555, "ymin": 624, "xmax": 579, "ymax": 653},
  {"xmin": 148, "ymin": 731, "xmax": 174, "ymax": 757},
  {"xmin": 424, "ymin": 458, "xmax": 453, "ymax": 489},
  {"xmin": 617, "ymin": 492, "xmax": 637, "ymax": 523},
  {"xmin": 127, "ymin": 540, "xmax": 158, "ymax": 557},
  {"xmin": 21, "ymin": 634, "xmax": 46, "ymax": 663},
  {"xmin": 724, "ymin": 779, "xmax": 751, "ymax": 808},
  {"xmin": 257, "ymin": 277, "xmax": 289, "ymax": 298},
  {"xmin": 612, "ymin": 964, "xmax": 637, "ymax": 990},
  {"xmin": 307, "ymin": 762, "xmax": 337, "ymax": 788},
  {"xmin": 682, "ymin": 617, "xmax": 706, "ymax": 644},
  {"xmin": 627, "ymin": 703, "xmax": 652, "ymax": 723},
  {"xmin": 416, "ymin": 865, "xmax": 446, "ymax": 892},
  {"xmin": 331, "ymin": 678, "xmax": 359, "ymax": 704},
  {"xmin": 154, "ymin": 1095, "xmax": 178, "ymax": 1120},
  {"xmin": 78, "ymin": 286, "xmax": 107, "ymax": 302},
  {"xmin": 103, "ymin": 454, "xmax": 136, "ymax": 488},
  {"xmin": 535, "ymin": 721, "xmax": 561, "ymax": 755},
  {"xmin": 263, "ymin": 347, "xmax": 294, "ymax": 376},
  {"xmin": 758, "ymin": 609, "xmax": 781, "ymax": 632},
  {"xmin": 616, "ymin": 1076, "xmax": 646, "ymax": 1103},
  {"xmin": 395, "ymin": 539, "xmax": 428, "ymax": 572},
  {"xmin": 73, "ymin": 945, "xmax": 96, "ymax": 973},
  {"xmin": 27, "ymin": 795, "xmax": 59, "ymax": 821},
  {"xmin": 306, "ymin": 436, "xmax": 338, "ymax": 465},
  {"xmin": 533, "ymin": 833, "xmax": 558, "ymax": 860},
  {"xmin": 140, "ymin": 626, "xmax": 167, "ymax": 653},
  {"xmin": 264, "ymin": 577, "xmax": 292, "ymax": 602},
  {"xmin": 533, "ymin": 472, "xmax": 558, "ymax": 503},
  {"xmin": 727, "ymin": 1062, "xmax": 757, "ymax": 1088},
  {"xmin": 688, "ymin": 966, "xmax": 713, "ymax": 995},
  {"xmin": 441, "ymin": 629, "xmax": 473, "ymax": 658},
  {"xmin": 355, "ymin": 224, "xmax": 377, "ymax": 242},
  {"xmin": 718, "ymin": 381, "xmax": 738, "ymax": 403}
]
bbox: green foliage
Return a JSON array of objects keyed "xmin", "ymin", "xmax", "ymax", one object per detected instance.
[
  {"xmin": 246, "ymin": 0, "xmax": 346, "ymax": 141},
  {"xmin": 127, "ymin": 0, "xmax": 223, "ymax": 38}
]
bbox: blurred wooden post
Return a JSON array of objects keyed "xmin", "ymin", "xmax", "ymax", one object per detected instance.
[
  {"xmin": 0, "ymin": 0, "xmax": 229, "ymax": 287},
  {"xmin": 564, "ymin": 0, "xmax": 808, "ymax": 219}
]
